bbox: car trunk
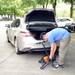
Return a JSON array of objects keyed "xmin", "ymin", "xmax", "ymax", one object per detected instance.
[
  {"xmin": 25, "ymin": 9, "xmax": 57, "ymax": 40},
  {"xmin": 26, "ymin": 23, "xmax": 56, "ymax": 40}
]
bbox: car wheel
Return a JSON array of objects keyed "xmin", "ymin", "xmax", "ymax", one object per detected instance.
[
  {"xmin": 7, "ymin": 36, "xmax": 10, "ymax": 43},
  {"xmin": 68, "ymin": 30, "xmax": 71, "ymax": 33},
  {"xmin": 14, "ymin": 39, "xmax": 22, "ymax": 54}
]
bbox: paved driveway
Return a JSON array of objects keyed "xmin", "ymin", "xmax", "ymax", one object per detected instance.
[{"xmin": 0, "ymin": 21, "xmax": 75, "ymax": 75}]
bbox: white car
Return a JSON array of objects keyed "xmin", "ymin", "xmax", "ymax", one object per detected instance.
[
  {"xmin": 56, "ymin": 17, "xmax": 75, "ymax": 32},
  {"xmin": 5, "ymin": 9, "xmax": 59, "ymax": 54},
  {"xmin": 56, "ymin": 17, "xmax": 74, "ymax": 27}
]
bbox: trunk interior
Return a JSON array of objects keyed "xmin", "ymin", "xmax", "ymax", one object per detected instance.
[
  {"xmin": 29, "ymin": 30, "xmax": 53, "ymax": 40},
  {"xmin": 26, "ymin": 23, "xmax": 56, "ymax": 40}
]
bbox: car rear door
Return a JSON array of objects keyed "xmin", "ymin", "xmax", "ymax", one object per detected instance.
[{"xmin": 10, "ymin": 19, "xmax": 20, "ymax": 45}]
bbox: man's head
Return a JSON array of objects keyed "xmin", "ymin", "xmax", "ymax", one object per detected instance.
[
  {"xmin": 40, "ymin": 32, "xmax": 48, "ymax": 40},
  {"xmin": 42, "ymin": 34, "xmax": 48, "ymax": 40},
  {"xmin": 40, "ymin": 32, "xmax": 47, "ymax": 40}
]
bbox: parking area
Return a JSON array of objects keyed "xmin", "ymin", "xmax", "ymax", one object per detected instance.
[{"xmin": 0, "ymin": 21, "xmax": 75, "ymax": 75}]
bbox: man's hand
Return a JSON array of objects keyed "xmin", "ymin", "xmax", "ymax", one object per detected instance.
[{"xmin": 49, "ymin": 42, "xmax": 57, "ymax": 59}]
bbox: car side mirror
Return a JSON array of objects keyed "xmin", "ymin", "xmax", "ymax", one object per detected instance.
[{"xmin": 5, "ymin": 24, "xmax": 10, "ymax": 28}]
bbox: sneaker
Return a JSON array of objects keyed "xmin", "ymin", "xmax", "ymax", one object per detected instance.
[{"xmin": 53, "ymin": 64, "xmax": 63, "ymax": 70}]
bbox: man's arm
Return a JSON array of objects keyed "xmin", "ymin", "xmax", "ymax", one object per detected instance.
[{"xmin": 49, "ymin": 42, "xmax": 57, "ymax": 59}]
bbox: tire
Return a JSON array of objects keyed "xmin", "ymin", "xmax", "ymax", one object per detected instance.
[
  {"xmin": 7, "ymin": 36, "xmax": 10, "ymax": 43},
  {"xmin": 14, "ymin": 39, "xmax": 22, "ymax": 54},
  {"xmin": 68, "ymin": 30, "xmax": 71, "ymax": 33}
]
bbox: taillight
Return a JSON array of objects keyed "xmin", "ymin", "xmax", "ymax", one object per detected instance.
[
  {"xmin": 25, "ymin": 35, "xmax": 31, "ymax": 37},
  {"xmin": 20, "ymin": 31, "xmax": 31, "ymax": 37},
  {"xmin": 25, "ymin": 48, "xmax": 30, "ymax": 49}
]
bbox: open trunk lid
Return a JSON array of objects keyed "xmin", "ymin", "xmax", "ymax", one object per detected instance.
[{"xmin": 24, "ymin": 9, "xmax": 56, "ymax": 23}]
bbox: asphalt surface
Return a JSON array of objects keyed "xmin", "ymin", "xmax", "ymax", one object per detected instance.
[{"xmin": 0, "ymin": 21, "xmax": 75, "ymax": 75}]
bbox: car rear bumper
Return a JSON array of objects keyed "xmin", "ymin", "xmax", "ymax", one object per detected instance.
[
  {"xmin": 22, "ymin": 47, "xmax": 50, "ymax": 52},
  {"xmin": 18, "ymin": 40, "xmax": 51, "ymax": 51},
  {"xmin": 21, "ymin": 46, "xmax": 59, "ymax": 52}
]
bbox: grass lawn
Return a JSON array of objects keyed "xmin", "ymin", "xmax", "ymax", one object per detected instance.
[{"xmin": 70, "ymin": 32, "xmax": 75, "ymax": 38}]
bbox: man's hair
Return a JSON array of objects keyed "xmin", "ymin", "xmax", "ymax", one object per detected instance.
[{"xmin": 40, "ymin": 32, "xmax": 46, "ymax": 40}]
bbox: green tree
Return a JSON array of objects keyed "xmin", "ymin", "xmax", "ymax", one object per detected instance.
[
  {"xmin": 21, "ymin": 0, "xmax": 36, "ymax": 12},
  {"xmin": 46, "ymin": 0, "xmax": 49, "ymax": 8},
  {"xmin": 36, "ymin": 0, "xmax": 59, "ymax": 15},
  {"xmin": 0, "ymin": 0, "xmax": 6, "ymax": 15},
  {"xmin": 36, "ymin": 0, "xmax": 50, "ymax": 9},
  {"xmin": 0, "ymin": 0, "xmax": 24, "ymax": 19},
  {"xmin": 7, "ymin": 0, "xmax": 24, "ymax": 19},
  {"xmin": 63, "ymin": 0, "xmax": 75, "ymax": 18},
  {"xmin": 50, "ymin": 0, "xmax": 56, "ymax": 13},
  {"xmin": 36, "ymin": 0, "xmax": 47, "ymax": 8},
  {"xmin": 50, "ymin": 0, "xmax": 60, "ymax": 16},
  {"xmin": 11, "ymin": 0, "xmax": 23, "ymax": 19}
]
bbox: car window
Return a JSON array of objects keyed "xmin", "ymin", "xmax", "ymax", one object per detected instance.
[
  {"xmin": 11, "ymin": 20, "xmax": 16, "ymax": 27},
  {"xmin": 56, "ymin": 19, "xmax": 59, "ymax": 22},
  {"xmin": 66, "ymin": 19, "xmax": 70, "ymax": 21},
  {"xmin": 15, "ymin": 19, "xmax": 20, "ymax": 27},
  {"xmin": 11, "ymin": 19, "xmax": 20, "ymax": 28},
  {"xmin": 60, "ymin": 19, "xmax": 65, "ymax": 22}
]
